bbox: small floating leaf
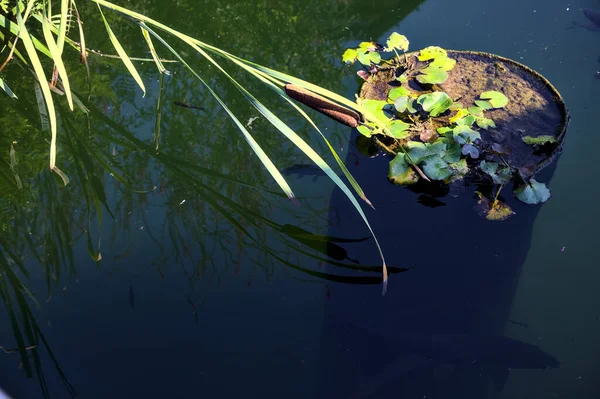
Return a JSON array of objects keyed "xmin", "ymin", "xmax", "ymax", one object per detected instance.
[
  {"xmin": 461, "ymin": 143, "xmax": 480, "ymax": 159},
  {"xmin": 474, "ymin": 100, "xmax": 492, "ymax": 110},
  {"xmin": 522, "ymin": 135, "xmax": 557, "ymax": 146},
  {"xmin": 475, "ymin": 117, "xmax": 496, "ymax": 129},
  {"xmin": 418, "ymin": 46, "xmax": 447, "ymax": 61},
  {"xmin": 514, "ymin": 179, "xmax": 551, "ymax": 204},
  {"xmin": 388, "ymin": 86, "xmax": 411, "ymax": 102},
  {"xmin": 417, "ymin": 92, "xmax": 453, "ymax": 116},
  {"xmin": 456, "ymin": 114, "xmax": 476, "ymax": 127},
  {"xmin": 389, "ymin": 153, "xmax": 418, "ymax": 185},
  {"xmin": 476, "ymin": 192, "xmax": 515, "ymax": 221},
  {"xmin": 453, "ymin": 125, "xmax": 481, "ymax": 144},
  {"xmin": 437, "ymin": 126, "xmax": 453, "ymax": 135},
  {"xmin": 468, "ymin": 106, "xmax": 484, "ymax": 117},
  {"xmin": 480, "ymin": 160, "xmax": 512, "ymax": 184},
  {"xmin": 405, "ymin": 141, "xmax": 430, "ymax": 164},
  {"xmin": 416, "ymin": 65, "xmax": 448, "ymax": 84},
  {"xmin": 450, "ymin": 108, "xmax": 469, "ymax": 124},
  {"xmin": 357, "ymin": 51, "xmax": 381, "ymax": 66},
  {"xmin": 360, "ymin": 99, "xmax": 390, "ymax": 123},
  {"xmin": 480, "ymin": 91, "xmax": 508, "ymax": 108},
  {"xmin": 389, "ymin": 120, "xmax": 410, "ymax": 139},
  {"xmin": 442, "ymin": 137, "xmax": 461, "ymax": 163},
  {"xmin": 430, "ymin": 55, "xmax": 456, "ymax": 71},
  {"xmin": 357, "ymin": 125, "xmax": 372, "ymax": 138},
  {"xmin": 422, "ymin": 155, "xmax": 452, "ymax": 180},
  {"xmin": 449, "ymin": 158, "xmax": 469, "ymax": 179},
  {"xmin": 394, "ymin": 96, "xmax": 409, "ymax": 113},
  {"xmin": 385, "ymin": 32, "xmax": 409, "ymax": 52},
  {"xmin": 342, "ymin": 48, "xmax": 358, "ymax": 64}
]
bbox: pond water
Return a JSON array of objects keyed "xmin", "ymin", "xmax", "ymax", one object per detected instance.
[{"xmin": 0, "ymin": 0, "xmax": 598, "ymax": 398}]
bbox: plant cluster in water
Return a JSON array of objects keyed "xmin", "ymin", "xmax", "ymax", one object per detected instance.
[{"xmin": 342, "ymin": 33, "xmax": 556, "ymax": 220}]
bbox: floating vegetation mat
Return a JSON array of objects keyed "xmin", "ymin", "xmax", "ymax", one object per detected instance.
[{"xmin": 343, "ymin": 34, "xmax": 569, "ymax": 220}]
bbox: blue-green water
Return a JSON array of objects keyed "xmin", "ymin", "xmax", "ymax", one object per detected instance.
[{"xmin": 0, "ymin": 0, "xmax": 598, "ymax": 398}]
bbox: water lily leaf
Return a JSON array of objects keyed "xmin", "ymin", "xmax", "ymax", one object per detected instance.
[
  {"xmin": 437, "ymin": 126, "xmax": 453, "ymax": 135},
  {"xmin": 394, "ymin": 96, "xmax": 409, "ymax": 112},
  {"xmin": 456, "ymin": 114, "xmax": 476, "ymax": 126},
  {"xmin": 522, "ymin": 135, "xmax": 557, "ymax": 146},
  {"xmin": 450, "ymin": 102, "xmax": 464, "ymax": 110},
  {"xmin": 406, "ymin": 98, "xmax": 417, "ymax": 113},
  {"xmin": 417, "ymin": 46, "xmax": 447, "ymax": 61},
  {"xmin": 389, "ymin": 153, "xmax": 418, "ymax": 185},
  {"xmin": 427, "ymin": 140, "xmax": 446, "ymax": 157},
  {"xmin": 476, "ymin": 193, "xmax": 515, "ymax": 221},
  {"xmin": 514, "ymin": 179, "xmax": 551, "ymax": 204},
  {"xmin": 389, "ymin": 120, "xmax": 410, "ymax": 139},
  {"xmin": 357, "ymin": 125, "xmax": 372, "ymax": 138},
  {"xmin": 442, "ymin": 137, "xmax": 461, "ymax": 163},
  {"xmin": 388, "ymin": 86, "xmax": 411, "ymax": 102},
  {"xmin": 461, "ymin": 143, "xmax": 480, "ymax": 159},
  {"xmin": 385, "ymin": 32, "xmax": 409, "ymax": 52},
  {"xmin": 430, "ymin": 55, "xmax": 456, "ymax": 71},
  {"xmin": 417, "ymin": 92, "xmax": 453, "ymax": 116},
  {"xmin": 480, "ymin": 91, "xmax": 508, "ymax": 108},
  {"xmin": 416, "ymin": 65, "xmax": 448, "ymax": 84},
  {"xmin": 359, "ymin": 41, "xmax": 379, "ymax": 51},
  {"xmin": 453, "ymin": 125, "xmax": 481, "ymax": 144},
  {"xmin": 474, "ymin": 100, "xmax": 492, "ymax": 110},
  {"xmin": 450, "ymin": 108, "xmax": 469, "ymax": 124},
  {"xmin": 397, "ymin": 74, "xmax": 408, "ymax": 83},
  {"xmin": 468, "ymin": 106, "xmax": 484, "ymax": 117},
  {"xmin": 405, "ymin": 141, "xmax": 431, "ymax": 164},
  {"xmin": 422, "ymin": 155, "xmax": 452, "ymax": 180},
  {"xmin": 342, "ymin": 48, "xmax": 358, "ymax": 64},
  {"xmin": 480, "ymin": 160, "xmax": 512, "ymax": 184},
  {"xmin": 360, "ymin": 99, "xmax": 390, "ymax": 124},
  {"xmin": 449, "ymin": 158, "xmax": 469, "ymax": 178},
  {"xmin": 357, "ymin": 51, "xmax": 381, "ymax": 66},
  {"xmin": 475, "ymin": 117, "xmax": 496, "ymax": 129}
]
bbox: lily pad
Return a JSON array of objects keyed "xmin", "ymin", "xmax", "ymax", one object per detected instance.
[
  {"xmin": 418, "ymin": 46, "xmax": 447, "ymax": 61},
  {"xmin": 430, "ymin": 55, "xmax": 456, "ymax": 71},
  {"xmin": 389, "ymin": 120, "xmax": 411, "ymax": 139},
  {"xmin": 357, "ymin": 51, "xmax": 381, "ymax": 66},
  {"xmin": 474, "ymin": 100, "xmax": 492, "ymax": 110},
  {"xmin": 342, "ymin": 49, "xmax": 358, "ymax": 64},
  {"xmin": 357, "ymin": 125, "xmax": 372, "ymax": 137},
  {"xmin": 422, "ymin": 155, "xmax": 452, "ymax": 180},
  {"xmin": 417, "ymin": 92, "xmax": 453, "ymax": 116},
  {"xmin": 360, "ymin": 99, "xmax": 390, "ymax": 124},
  {"xmin": 416, "ymin": 65, "xmax": 448, "ymax": 85},
  {"xmin": 480, "ymin": 90, "xmax": 509, "ymax": 108},
  {"xmin": 475, "ymin": 117, "xmax": 496, "ymax": 129},
  {"xmin": 475, "ymin": 193, "xmax": 515, "ymax": 221},
  {"xmin": 406, "ymin": 141, "xmax": 431, "ymax": 164},
  {"xmin": 389, "ymin": 153, "xmax": 418, "ymax": 185},
  {"xmin": 394, "ymin": 96, "xmax": 409, "ymax": 113},
  {"xmin": 480, "ymin": 161, "xmax": 512, "ymax": 184},
  {"xmin": 453, "ymin": 125, "xmax": 481, "ymax": 144},
  {"xmin": 514, "ymin": 179, "xmax": 551, "ymax": 204},
  {"xmin": 388, "ymin": 87, "xmax": 411, "ymax": 102},
  {"xmin": 441, "ymin": 137, "xmax": 461, "ymax": 163},
  {"xmin": 461, "ymin": 143, "xmax": 480, "ymax": 159},
  {"xmin": 385, "ymin": 32, "xmax": 409, "ymax": 52}
]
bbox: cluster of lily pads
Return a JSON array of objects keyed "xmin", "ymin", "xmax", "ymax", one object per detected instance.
[{"xmin": 342, "ymin": 33, "xmax": 553, "ymax": 220}]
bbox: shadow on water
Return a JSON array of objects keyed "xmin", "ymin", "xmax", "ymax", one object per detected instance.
[{"xmin": 317, "ymin": 119, "xmax": 563, "ymax": 398}]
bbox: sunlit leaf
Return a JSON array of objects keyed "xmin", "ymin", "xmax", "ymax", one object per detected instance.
[
  {"xmin": 342, "ymin": 48, "xmax": 358, "ymax": 64},
  {"xmin": 522, "ymin": 135, "xmax": 557, "ymax": 146},
  {"xmin": 448, "ymin": 158, "xmax": 469, "ymax": 179},
  {"xmin": 475, "ymin": 192, "xmax": 515, "ymax": 221},
  {"xmin": 357, "ymin": 125, "xmax": 372, "ymax": 137},
  {"xmin": 385, "ymin": 32, "xmax": 409, "ymax": 52},
  {"xmin": 417, "ymin": 91, "xmax": 452, "ymax": 116},
  {"xmin": 360, "ymin": 99, "xmax": 390, "ymax": 124},
  {"xmin": 453, "ymin": 125, "xmax": 481, "ymax": 144},
  {"xmin": 0, "ymin": 78, "xmax": 17, "ymax": 98},
  {"xmin": 357, "ymin": 51, "xmax": 381, "ymax": 66},
  {"xmin": 475, "ymin": 117, "xmax": 496, "ymax": 129},
  {"xmin": 514, "ymin": 179, "xmax": 551, "ymax": 204},
  {"xmin": 449, "ymin": 108, "xmax": 469, "ymax": 123},
  {"xmin": 467, "ymin": 106, "xmax": 484, "ymax": 117},
  {"xmin": 417, "ymin": 46, "xmax": 447, "ymax": 61},
  {"xmin": 437, "ymin": 126, "xmax": 453, "ymax": 135},
  {"xmin": 41, "ymin": 10, "xmax": 73, "ymax": 110},
  {"xmin": 480, "ymin": 90, "xmax": 508, "ymax": 108},
  {"xmin": 388, "ymin": 86, "xmax": 410, "ymax": 102},
  {"xmin": 430, "ymin": 55, "xmax": 456, "ymax": 71},
  {"xmin": 394, "ymin": 96, "xmax": 408, "ymax": 113},
  {"xmin": 97, "ymin": 4, "xmax": 146, "ymax": 96},
  {"xmin": 474, "ymin": 100, "xmax": 492, "ymax": 110},
  {"xmin": 389, "ymin": 120, "xmax": 410, "ymax": 139},
  {"xmin": 389, "ymin": 153, "xmax": 418, "ymax": 185},
  {"xmin": 456, "ymin": 114, "xmax": 476, "ymax": 126},
  {"xmin": 416, "ymin": 65, "xmax": 448, "ymax": 84}
]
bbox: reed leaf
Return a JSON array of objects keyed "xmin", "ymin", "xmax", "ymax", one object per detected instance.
[
  {"xmin": 96, "ymin": 3, "xmax": 145, "ymax": 96},
  {"xmin": 0, "ymin": 77, "xmax": 17, "ymax": 98},
  {"xmin": 41, "ymin": 9, "xmax": 73, "ymax": 110}
]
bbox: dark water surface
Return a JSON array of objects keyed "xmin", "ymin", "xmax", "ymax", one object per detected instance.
[{"xmin": 0, "ymin": 0, "xmax": 598, "ymax": 398}]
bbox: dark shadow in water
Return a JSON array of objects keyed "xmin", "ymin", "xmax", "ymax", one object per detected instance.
[{"xmin": 317, "ymin": 120, "xmax": 562, "ymax": 398}]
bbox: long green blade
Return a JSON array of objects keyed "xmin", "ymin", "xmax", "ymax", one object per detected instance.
[
  {"xmin": 16, "ymin": 2, "xmax": 58, "ymax": 169},
  {"xmin": 41, "ymin": 10, "xmax": 73, "ymax": 110},
  {"xmin": 0, "ymin": 78, "xmax": 17, "ymax": 99},
  {"xmin": 139, "ymin": 23, "xmax": 295, "ymax": 201},
  {"xmin": 96, "ymin": 4, "xmax": 145, "ymax": 96}
]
